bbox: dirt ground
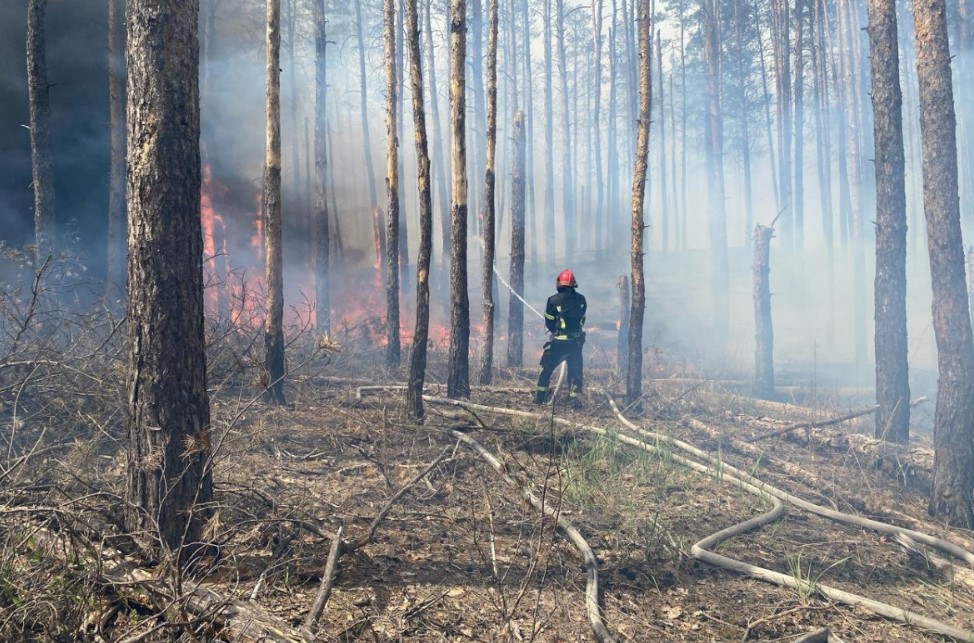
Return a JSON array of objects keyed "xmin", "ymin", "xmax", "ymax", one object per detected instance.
[
  {"xmin": 176, "ymin": 336, "xmax": 974, "ymax": 643},
  {"xmin": 5, "ymin": 322, "xmax": 974, "ymax": 643}
]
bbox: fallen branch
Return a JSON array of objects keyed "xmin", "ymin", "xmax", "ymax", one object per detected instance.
[
  {"xmin": 446, "ymin": 428, "xmax": 616, "ymax": 643},
  {"xmin": 745, "ymin": 397, "xmax": 928, "ymax": 443},
  {"xmin": 301, "ymin": 524, "xmax": 343, "ymax": 639}
]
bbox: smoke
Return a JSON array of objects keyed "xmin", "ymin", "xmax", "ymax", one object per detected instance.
[{"xmin": 0, "ymin": 1, "xmax": 110, "ymax": 266}]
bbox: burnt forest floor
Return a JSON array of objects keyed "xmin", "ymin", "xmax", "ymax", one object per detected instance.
[{"xmin": 3, "ymin": 332, "xmax": 974, "ymax": 643}]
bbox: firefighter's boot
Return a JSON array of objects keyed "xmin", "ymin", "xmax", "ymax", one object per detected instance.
[{"xmin": 534, "ymin": 387, "xmax": 548, "ymax": 405}]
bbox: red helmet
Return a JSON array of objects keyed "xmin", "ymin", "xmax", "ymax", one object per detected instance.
[{"xmin": 556, "ymin": 269, "xmax": 577, "ymax": 288}]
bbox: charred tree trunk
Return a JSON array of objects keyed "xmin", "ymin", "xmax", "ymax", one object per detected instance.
[
  {"xmin": 753, "ymin": 224, "xmax": 775, "ymax": 398},
  {"xmin": 627, "ymin": 0, "xmax": 650, "ymax": 406},
  {"xmin": 406, "ymin": 0, "xmax": 433, "ymax": 420},
  {"xmin": 447, "ymin": 0, "xmax": 470, "ymax": 399},
  {"xmin": 108, "ymin": 0, "xmax": 126, "ymax": 293},
  {"xmin": 263, "ymin": 0, "xmax": 286, "ymax": 406},
  {"xmin": 314, "ymin": 0, "xmax": 330, "ymax": 335},
  {"xmin": 479, "ymin": 0, "xmax": 498, "ymax": 385},
  {"xmin": 913, "ymin": 0, "xmax": 974, "ymax": 527},
  {"xmin": 617, "ymin": 275, "xmax": 630, "ymax": 378},
  {"xmin": 506, "ymin": 112, "xmax": 526, "ymax": 368},
  {"xmin": 125, "ymin": 0, "xmax": 213, "ymax": 556},
  {"xmin": 384, "ymin": 0, "xmax": 402, "ymax": 367},
  {"xmin": 868, "ymin": 0, "xmax": 910, "ymax": 443},
  {"xmin": 27, "ymin": 0, "xmax": 55, "ymax": 263}
]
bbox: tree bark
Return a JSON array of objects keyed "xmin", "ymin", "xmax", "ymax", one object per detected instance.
[
  {"xmin": 125, "ymin": 0, "xmax": 213, "ymax": 556},
  {"xmin": 868, "ymin": 0, "xmax": 910, "ymax": 443},
  {"xmin": 447, "ymin": 0, "xmax": 470, "ymax": 399},
  {"xmin": 753, "ymin": 224, "xmax": 774, "ymax": 399},
  {"xmin": 627, "ymin": 0, "xmax": 650, "ymax": 406},
  {"xmin": 406, "ymin": 0, "xmax": 433, "ymax": 420},
  {"xmin": 913, "ymin": 0, "xmax": 974, "ymax": 527},
  {"xmin": 506, "ymin": 111, "xmax": 526, "ymax": 368},
  {"xmin": 314, "ymin": 0, "xmax": 330, "ymax": 335},
  {"xmin": 479, "ymin": 0, "xmax": 498, "ymax": 385},
  {"xmin": 384, "ymin": 0, "xmax": 402, "ymax": 367},
  {"xmin": 263, "ymin": 0, "xmax": 286, "ymax": 406},
  {"xmin": 27, "ymin": 0, "xmax": 55, "ymax": 263}
]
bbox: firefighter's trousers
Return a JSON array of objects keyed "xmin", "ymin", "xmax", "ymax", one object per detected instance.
[{"xmin": 535, "ymin": 336, "xmax": 584, "ymax": 402}]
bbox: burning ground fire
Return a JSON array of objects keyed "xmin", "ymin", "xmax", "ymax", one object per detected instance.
[{"xmin": 200, "ymin": 165, "xmax": 461, "ymax": 348}]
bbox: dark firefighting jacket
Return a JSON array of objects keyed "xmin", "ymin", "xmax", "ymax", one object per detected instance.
[{"xmin": 544, "ymin": 288, "xmax": 587, "ymax": 340}]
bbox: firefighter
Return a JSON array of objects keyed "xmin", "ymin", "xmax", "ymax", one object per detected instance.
[{"xmin": 534, "ymin": 269, "xmax": 587, "ymax": 405}]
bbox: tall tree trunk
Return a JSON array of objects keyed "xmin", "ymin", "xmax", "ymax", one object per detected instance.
[
  {"xmin": 592, "ymin": 0, "xmax": 605, "ymax": 260},
  {"xmin": 479, "ymin": 0, "xmax": 498, "ymax": 385},
  {"xmin": 356, "ymin": 0, "xmax": 384, "ymax": 270},
  {"xmin": 314, "ymin": 0, "xmax": 330, "ymax": 335},
  {"xmin": 108, "ymin": 0, "xmax": 126, "ymax": 292},
  {"xmin": 125, "ymin": 0, "xmax": 213, "ymax": 556},
  {"xmin": 617, "ymin": 275, "xmax": 630, "ymax": 377},
  {"xmin": 396, "ymin": 0, "xmax": 411, "ymax": 297},
  {"xmin": 384, "ymin": 0, "xmax": 402, "ymax": 367},
  {"xmin": 627, "ymin": 0, "xmax": 650, "ymax": 406},
  {"xmin": 914, "ymin": 0, "xmax": 974, "ymax": 527},
  {"xmin": 839, "ymin": 0, "xmax": 867, "ymax": 373},
  {"xmin": 447, "ymin": 0, "xmax": 471, "ymax": 399},
  {"xmin": 669, "ymin": 71, "xmax": 680, "ymax": 249},
  {"xmin": 657, "ymin": 31, "xmax": 669, "ymax": 252},
  {"xmin": 263, "ymin": 0, "xmax": 286, "ymax": 406},
  {"xmin": 405, "ymin": 0, "xmax": 433, "ymax": 420},
  {"xmin": 812, "ymin": 0, "xmax": 834, "ymax": 252},
  {"xmin": 704, "ymin": 0, "xmax": 729, "ymax": 340},
  {"xmin": 424, "ymin": 0, "xmax": 452, "ymax": 267},
  {"xmin": 543, "ymin": 0, "xmax": 555, "ymax": 264},
  {"xmin": 27, "ymin": 0, "xmax": 55, "ymax": 263},
  {"xmin": 607, "ymin": 0, "xmax": 619, "ymax": 252},
  {"xmin": 793, "ymin": 0, "xmax": 807, "ymax": 246},
  {"xmin": 507, "ymin": 112, "xmax": 526, "ymax": 368},
  {"xmin": 471, "ymin": 0, "xmax": 486, "ymax": 241},
  {"xmin": 770, "ymin": 0, "xmax": 792, "ymax": 241},
  {"xmin": 521, "ymin": 0, "xmax": 536, "ymax": 262},
  {"xmin": 755, "ymin": 13, "xmax": 781, "ymax": 214},
  {"xmin": 753, "ymin": 224, "xmax": 775, "ymax": 398},
  {"xmin": 868, "ymin": 0, "xmax": 910, "ymax": 443},
  {"xmin": 555, "ymin": 0, "xmax": 575, "ymax": 261}
]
